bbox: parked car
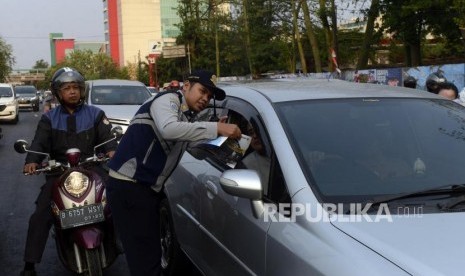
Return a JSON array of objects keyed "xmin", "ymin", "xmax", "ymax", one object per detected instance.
[
  {"xmin": 0, "ymin": 83, "xmax": 19, "ymax": 123},
  {"xmin": 85, "ymin": 79, "xmax": 152, "ymax": 133},
  {"xmin": 161, "ymin": 79, "xmax": 465, "ymax": 276},
  {"xmin": 15, "ymin": 85, "xmax": 40, "ymax": 111},
  {"xmin": 147, "ymin": 86, "xmax": 159, "ymax": 96}
]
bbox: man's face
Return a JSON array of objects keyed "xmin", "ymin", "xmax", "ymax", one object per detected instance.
[
  {"xmin": 184, "ymin": 82, "xmax": 213, "ymax": 112},
  {"xmin": 438, "ymin": 88, "xmax": 456, "ymax": 100},
  {"xmin": 58, "ymin": 82, "xmax": 81, "ymax": 107},
  {"xmin": 388, "ymin": 79, "xmax": 399, "ymax": 86}
]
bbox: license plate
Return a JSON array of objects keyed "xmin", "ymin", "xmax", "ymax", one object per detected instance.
[{"xmin": 59, "ymin": 204, "xmax": 104, "ymax": 229}]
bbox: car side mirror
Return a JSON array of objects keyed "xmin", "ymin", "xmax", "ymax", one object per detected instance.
[{"xmin": 220, "ymin": 169, "xmax": 264, "ymax": 219}]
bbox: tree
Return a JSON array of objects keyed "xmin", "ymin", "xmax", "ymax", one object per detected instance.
[
  {"xmin": 33, "ymin": 59, "xmax": 49, "ymax": 70},
  {"xmin": 0, "ymin": 36, "xmax": 15, "ymax": 82},
  {"xmin": 43, "ymin": 50, "xmax": 129, "ymax": 86},
  {"xmin": 53, "ymin": 50, "xmax": 127, "ymax": 80},
  {"xmin": 292, "ymin": 0, "xmax": 307, "ymax": 73},
  {"xmin": 301, "ymin": 0, "xmax": 322, "ymax": 72},
  {"xmin": 380, "ymin": 0, "xmax": 464, "ymax": 66},
  {"xmin": 453, "ymin": 0, "xmax": 465, "ymax": 38},
  {"xmin": 357, "ymin": 0, "xmax": 380, "ymax": 69}
]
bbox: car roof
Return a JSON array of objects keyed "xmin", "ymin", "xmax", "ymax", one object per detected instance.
[
  {"xmin": 86, "ymin": 79, "xmax": 146, "ymax": 86},
  {"xmin": 220, "ymin": 78, "xmax": 440, "ymax": 103}
]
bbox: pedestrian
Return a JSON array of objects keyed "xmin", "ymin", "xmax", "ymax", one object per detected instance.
[
  {"xmin": 387, "ymin": 76, "xmax": 399, "ymax": 87},
  {"xmin": 437, "ymin": 81, "xmax": 459, "ymax": 101},
  {"xmin": 403, "ymin": 76, "xmax": 417, "ymax": 89},
  {"xmin": 425, "ymin": 71, "xmax": 447, "ymax": 94},
  {"xmin": 168, "ymin": 79, "xmax": 181, "ymax": 91},
  {"xmin": 20, "ymin": 67, "xmax": 117, "ymax": 276},
  {"xmin": 106, "ymin": 69, "xmax": 242, "ymax": 276}
]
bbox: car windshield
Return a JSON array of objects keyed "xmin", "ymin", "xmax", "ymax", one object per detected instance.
[
  {"xmin": 277, "ymin": 98, "xmax": 465, "ymax": 203},
  {"xmin": 15, "ymin": 86, "xmax": 37, "ymax": 96},
  {"xmin": 0, "ymin": 87, "xmax": 13, "ymax": 97},
  {"xmin": 90, "ymin": 85, "xmax": 151, "ymax": 105}
]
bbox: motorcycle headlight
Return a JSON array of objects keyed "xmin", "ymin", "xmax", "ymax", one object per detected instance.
[{"xmin": 64, "ymin": 171, "xmax": 90, "ymax": 198}]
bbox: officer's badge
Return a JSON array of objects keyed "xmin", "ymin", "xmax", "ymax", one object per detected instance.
[
  {"xmin": 103, "ymin": 117, "xmax": 110, "ymax": 125},
  {"xmin": 211, "ymin": 75, "xmax": 217, "ymax": 85},
  {"xmin": 181, "ymin": 103, "xmax": 189, "ymax": 112}
]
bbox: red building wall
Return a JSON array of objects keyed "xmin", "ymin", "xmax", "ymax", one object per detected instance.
[
  {"xmin": 54, "ymin": 39, "xmax": 75, "ymax": 64},
  {"xmin": 108, "ymin": 0, "xmax": 120, "ymax": 66}
]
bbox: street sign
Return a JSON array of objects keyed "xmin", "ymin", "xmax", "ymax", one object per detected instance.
[
  {"xmin": 162, "ymin": 45, "xmax": 186, "ymax": 58},
  {"xmin": 148, "ymin": 40, "xmax": 162, "ymax": 54}
]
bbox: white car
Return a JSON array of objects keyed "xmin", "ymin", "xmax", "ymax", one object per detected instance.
[
  {"xmin": 85, "ymin": 79, "xmax": 152, "ymax": 133},
  {"xmin": 161, "ymin": 78, "xmax": 465, "ymax": 276},
  {"xmin": 0, "ymin": 83, "xmax": 19, "ymax": 123}
]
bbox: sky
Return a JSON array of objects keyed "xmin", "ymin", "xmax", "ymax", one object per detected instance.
[{"xmin": 0, "ymin": 0, "xmax": 104, "ymax": 70}]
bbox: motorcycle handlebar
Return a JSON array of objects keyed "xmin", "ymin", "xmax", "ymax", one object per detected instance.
[{"xmin": 23, "ymin": 157, "xmax": 109, "ymax": 175}]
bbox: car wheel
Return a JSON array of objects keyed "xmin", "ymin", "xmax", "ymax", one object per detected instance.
[
  {"xmin": 33, "ymin": 105, "xmax": 39, "ymax": 112},
  {"xmin": 160, "ymin": 198, "xmax": 191, "ymax": 276}
]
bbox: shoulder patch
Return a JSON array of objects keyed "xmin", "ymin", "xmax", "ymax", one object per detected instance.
[{"xmin": 170, "ymin": 101, "xmax": 179, "ymax": 112}]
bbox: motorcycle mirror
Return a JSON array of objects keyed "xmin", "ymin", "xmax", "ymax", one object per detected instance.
[
  {"xmin": 111, "ymin": 126, "xmax": 123, "ymax": 139},
  {"xmin": 14, "ymin": 140, "xmax": 29, "ymax": 154}
]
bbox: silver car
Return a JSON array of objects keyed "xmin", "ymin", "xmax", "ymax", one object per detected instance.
[
  {"xmin": 15, "ymin": 85, "xmax": 40, "ymax": 112},
  {"xmin": 85, "ymin": 79, "xmax": 152, "ymax": 133},
  {"xmin": 161, "ymin": 79, "xmax": 465, "ymax": 276}
]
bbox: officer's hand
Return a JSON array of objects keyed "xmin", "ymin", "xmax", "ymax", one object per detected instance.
[
  {"xmin": 217, "ymin": 123, "xmax": 242, "ymax": 140},
  {"xmin": 218, "ymin": 116, "xmax": 228, "ymax": 123},
  {"xmin": 24, "ymin": 163, "xmax": 39, "ymax": 174}
]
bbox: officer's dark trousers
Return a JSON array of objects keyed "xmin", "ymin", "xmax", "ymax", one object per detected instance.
[
  {"xmin": 24, "ymin": 176, "xmax": 55, "ymax": 263},
  {"xmin": 106, "ymin": 176, "xmax": 161, "ymax": 276}
]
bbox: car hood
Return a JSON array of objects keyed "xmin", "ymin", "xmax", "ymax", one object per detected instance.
[
  {"xmin": 0, "ymin": 97, "xmax": 15, "ymax": 103},
  {"xmin": 332, "ymin": 212, "xmax": 465, "ymax": 275},
  {"xmin": 95, "ymin": 105, "xmax": 139, "ymax": 123}
]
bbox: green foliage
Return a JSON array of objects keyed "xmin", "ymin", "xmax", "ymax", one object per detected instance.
[
  {"xmin": 42, "ymin": 50, "xmax": 129, "ymax": 88},
  {"xmin": 380, "ymin": 0, "xmax": 464, "ymax": 66},
  {"xmin": 33, "ymin": 59, "xmax": 49, "ymax": 69},
  {"xmin": 0, "ymin": 36, "xmax": 15, "ymax": 82},
  {"xmin": 172, "ymin": 0, "xmax": 465, "ymax": 74}
]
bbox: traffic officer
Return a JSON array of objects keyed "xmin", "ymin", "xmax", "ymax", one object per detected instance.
[{"xmin": 106, "ymin": 69, "xmax": 241, "ymax": 276}]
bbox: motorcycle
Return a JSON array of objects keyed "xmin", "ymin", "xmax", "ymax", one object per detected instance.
[{"xmin": 14, "ymin": 127, "xmax": 123, "ymax": 276}]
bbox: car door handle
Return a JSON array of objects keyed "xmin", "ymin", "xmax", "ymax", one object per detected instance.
[{"xmin": 205, "ymin": 180, "xmax": 218, "ymax": 196}]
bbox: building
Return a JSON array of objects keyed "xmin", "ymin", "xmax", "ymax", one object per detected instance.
[
  {"xmin": 49, "ymin": 33, "xmax": 106, "ymax": 66},
  {"xmin": 103, "ymin": 0, "xmax": 180, "ymax": 67}
]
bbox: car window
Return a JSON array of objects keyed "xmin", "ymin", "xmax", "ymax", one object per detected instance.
[
  {"xmin": 15, "ymin": 86, "xmax": 37, "ymax": 95},
  {"xmin": 277, "ymin": 98, "xmax": 465, "ymax": 204},
  {"xmin": 90, "ymin": 85, "xmax": 151, "ymax": 105},
  {"xmin": 195, "ymin": 98, "xmax": 290, "ymax": 202},
  {"xmin": 0, "ymin": 87, "xmax": 13, "ymax": 97},
  {"xmin": 227, "ymin": 107, "xmax": 291, "ymax": 204}
]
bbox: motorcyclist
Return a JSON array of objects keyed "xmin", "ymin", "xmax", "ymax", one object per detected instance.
[
  {"xmin": 20, "ymin": 67, "xmax": 117, "ymax": 276},
  {"xmin": 403, "ymin": 76, "xmax": 417, "ymax": 89},
  {"xmin": 425, "ymin": 72, "xmax": 447, "ymax": 94}
]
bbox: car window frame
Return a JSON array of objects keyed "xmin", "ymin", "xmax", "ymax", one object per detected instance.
[{"xmin": 189, "ymin": 96, "xmax": 291, "ymax": 205}]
